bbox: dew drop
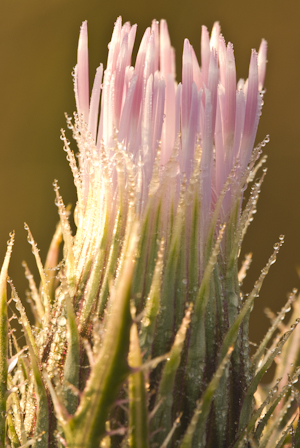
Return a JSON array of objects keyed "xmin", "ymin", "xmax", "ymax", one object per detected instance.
[{"xmin": 57, "ymin": 316, "xmax": 67, "ymax": 327}]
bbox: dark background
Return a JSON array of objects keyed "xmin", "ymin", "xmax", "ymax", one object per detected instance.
[{"xmin": 1, "ymin": 0, "xmax": 299, "ymax": 345}]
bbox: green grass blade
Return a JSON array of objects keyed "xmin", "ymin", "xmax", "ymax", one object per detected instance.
[
  {"xmin": 64, "ymin": 222, "xmax": 139, "ymax": 448},
  {"xmin": 139, "ymin": 239, "xmax": 164, "ymax": 358},
  {"xmin": 10, "ymin": 282, "xmax": 39, "ymax": 360},
  {"xmin": 128, "ymin": 323, "xmax": 149, "ymax": 448},
  {"xmin": 94, "ymin": 203, "xmax": 124, "ymax": 320},
  {"xmin": 186, "ymin": 225, "xmax": 225, "ymax": 402},
  {"xmin": 0, "ymin": 233, "xmax": 14, "ymax": 448},
  {"xmin": 152, "ymin": 305, "xmax": 192, "ymax": 444},
  {"xmin": 7, "ymin": 374, "xmax": 27, "ymax": 445},
  {"xmin": 63, "ymin": 292, "xmax": 80, "ymax": 415},
  {"xmin": 43, "ymin": 222, "xmax": 62, "ymax": 304},
  {"xmin": 259, "ymin": 396, "xmax": 296, "ymax": 448},
  {"xmin": 24, "ymin": 224, "xmax": 51, "ymax": 326},
  {"xmin": 251, "ymin": 290, "xmax": 296, "ymax": 371},
  {"xmin": 153, "ymin": 201, "xmax": 184, "ymax": 357},
  {"xmin": 239, "ymin": 322, "xmax": 299, "ymax": 433},
  {"xmin": 26, "ymin": 330, "xmax": 49, "ymax": 448},
  {"xmin": 7, "ymin": 412, "xmax": 20, "ymax": 448},
  {"xmin": 294, "ymin": 412, "xmax": 300, "ymax": 448},
  {"xmin": 53, "ymin": 184, "xmax": 75, "ymax": 295},
  {"xmin": 220, "ymin": 238, "xmax": 284, "ymax": 365}
]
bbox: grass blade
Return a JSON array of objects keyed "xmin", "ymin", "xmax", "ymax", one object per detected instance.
[{"xmin": 0, "ymin": 233, "xmax": 14, "ymax": 448}]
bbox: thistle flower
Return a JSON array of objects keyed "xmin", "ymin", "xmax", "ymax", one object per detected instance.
[{"xmin": 2, "ymin": 16, "xmax": 300, "ymax": 448}]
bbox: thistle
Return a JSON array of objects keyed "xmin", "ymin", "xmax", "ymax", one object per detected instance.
[{"xmin": 2, "ymin": 17, "xmax": 300, "ymax": 448}]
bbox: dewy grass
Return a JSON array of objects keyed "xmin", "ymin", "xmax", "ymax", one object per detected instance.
[{"xmin": 1, "ymin": 17, "xmax": 300, "ymax": 448}]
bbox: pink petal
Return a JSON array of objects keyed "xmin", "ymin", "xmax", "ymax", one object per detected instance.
[
  {"xmin": 161, "ymin": 74, "xmax": 176, "ymax": 165},
  {"xmin": 182, "ymin": 39, "xmax": 193, "ymax": 130},
  {"xmin": 160, "ymin": 19, "xmax": 175, "ymax": 80},
  {"xmin": 208, "ymin": 48, "xmax": 218, "ymax": 134},
  {"xmin": 114, "ymin": 33, "xmax": 129, "ymax": 127},
  {"xmin": 88, "ymin": 64, "xmax": 103, "ymax": 141},
  {"xmin": 144, "ymin": 31, "xmax": 156, "ymax": 83},
  {"xmin": 215, "ymin": 85, "xmax": 226, "ymax": 195},
  {"xmin": 241, "ymin": 50, "xmax": 258, "ymax": 169},
  {"xmin": 118, "ymin": 73, "xmax": 138, "ymax": 145},
  {"xmin": 191, "ymin": 46, "xmax": 203, "ymax": 92},
  {"xmin": 223, "ymin": 43, "xmax": 236, "ymax": 160},
  {"xmin": 77, "ymin": 21, "xmax": 90, "ymax": 123},
  {"xmin": 218, "ymin": 35, "xmax": 227, "ymax": 87},
  {"xmin": 233, "ymin": 88, "xmax": 245, "ymax": 162},
  {"xmin": 201, "ymin": 88, "xmax": 213, "ymax": 222},
  {"xmin": 210, "ymin": 21, "xmax": 221, "ymax": 53},
  {"xmin": 175, "ymin": 82, "xmax": 182, "ymax": 139},
  {"xmin": 182, "ymin": 81, "xmax": 198, "ymax": 177},
  {"xmin": 141, "ymin": 74, "xmax": 153, "ymax": 182},
  {"xmin": 258, "ymin": 38, "xmax": 267, "ymax": 91},
  {"xmin": 107, "ymin": 16, "xmax": 122, "ymax": 73},
  {"xmin": 151, "ymin": 20, "xmax": 160, "ymax": 72},
  {"xmin": 201, "ymin": 26, "xmax": 210, "ymax": 85},
  {"xmin": 130, "ymin": 28, "xmax": 151, "ymax": 148},
  {"xmin": 127, "ymin": 24, "xmax": 137, "ymax": 66},
  {"xmin": 152, "ymin": 72, "xmax": 165, "ymax": 155},
  {"xmin": 121, "ymin": 21, "xmax": 131, "ymax": 40},
  {"xmin": 244, "ymin": 50, "xmax": 258, "ymax": 137}
]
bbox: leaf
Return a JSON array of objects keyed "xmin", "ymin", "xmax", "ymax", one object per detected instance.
[
  {"xmin": 238, "ymin": 253, "xmax": 253, "ymax": 286},
  {"xmin": 259, "ymin": 400, "xmax": 297, "ymax": 448},
  {"xmin": 94, "ymin": 202, "xmax": 124, "ymax": 321},
  {"xmin": 151, "ymin": 305, "xmax": 192, "ymax": 444},
  {"xmin": 7, "ymin": 412, "xmax": 20, "ymax": 448},
  {"xmin": 228, "ymin": 171, "xmax": 266, "ymax": 275},
  {"xmin": 219, "ymin": 238, "xmax": 284, "ymax": 366},
  {"xmin": 43, "ymin": 222, "xmax": 62, "ymax": 303},
  {"xmin": 53, "ymin": 184, "xmax": 75, "ymax": 295},
  {"xmin": 9, "ymin": 282, "xmax": 39, "ymax": 361},
  {"xmin": 239, "ymin": 321, "xmax": 299, "ymax": 433},
  {"xmin": 139, "ymin": 239, "xmax": 165, "ymax": 358},
  {"xmin": 273, "ymin": 419, "xmax": 296, "ymax": 448},
  {"xmin": 7, "ymin": 374, "xmax": 27, "ymax": 445},
  {"xmin": 251, "ymin": 289, "xmax": 296, "ymax": 371},
  {"xmin": 152, "ymin": 196, "xmax": 185, "ymax": 358},
  {"xmin": 24, "ymin": 224, "xmax": 51, "ymax": 326},
  {"xmin": 293, "ymin": 411, "xmax": 300, "ymax": 448},
  {"xmin": 63, "ymin": 222, "xmax": 139, "ymax": 448},
  {"xmin": 179, "ymin": 346, "xmax": 234, "ymax": 448},
  {"xmin": 159, "ymin": 414, "xmax": 182, "ymax": 448},
  {"xmin": 0, "ymin": 233, "xmax": 14, "ymax": 448},
  {"xmin": 185, "ymin": 225, "xmax": 226, "ymax": 403},
  {"xmin": 233, "ymin": 371, "xmax": 298, "ymax": 446},
  {"xmin": 63, "ymin": 290, "xmax": 80, "ymax": 415},
  {"xmin": 256, "ymin": 390, "xmax": 296, "ymax": 448},
  {"xmin": 26, "ymin": 328, "xmax": 49, "ymax": 448},
  {"xmin": 128, "ymin": 323, "xmax": 149, "ymax": 448},
  {"xmin": 22, "ymin": 261, "xmax": 44, "ymax": 323},
  {"xmin": 188, "ymin": 192, "xmax": 200, "ymax": 303}
]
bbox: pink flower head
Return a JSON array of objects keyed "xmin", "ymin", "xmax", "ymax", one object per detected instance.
[{"xmin": 71, "ymin": 17, "xmax": 267, "ymax": 247}]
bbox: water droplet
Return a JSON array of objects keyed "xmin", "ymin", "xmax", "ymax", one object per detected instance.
[
  {"xmin": 143, "ymin": 317, "xmax": 150, "ymax": 327},
  {"xmin": 57, "ymin": 316, "xmax": 67, "ymax": 326}
]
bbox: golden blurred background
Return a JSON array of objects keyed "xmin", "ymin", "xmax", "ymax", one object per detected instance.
[{"xmin": 1, "ymin": 0, "xmax": 299, "ymax": 345}]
